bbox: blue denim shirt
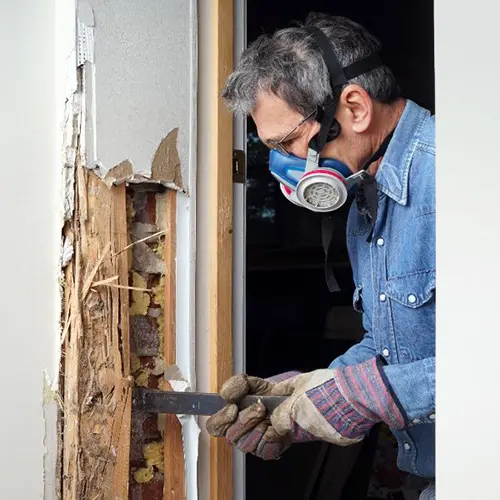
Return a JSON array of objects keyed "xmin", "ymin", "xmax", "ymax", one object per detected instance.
[{"xmin": 330, "ymin": 100, "xmax": 436, "ymax": 478}]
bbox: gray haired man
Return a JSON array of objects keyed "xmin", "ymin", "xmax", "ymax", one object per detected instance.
[{"xmin": 207, "ymin": 13, "xmax": 436, "ymax": 499}]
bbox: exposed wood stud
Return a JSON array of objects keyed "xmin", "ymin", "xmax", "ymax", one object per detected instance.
[{"xmin": 163, "ymin": 189, "xmax": 186, "ymax": 500}]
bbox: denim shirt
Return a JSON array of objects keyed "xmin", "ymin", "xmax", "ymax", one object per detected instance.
[{"xmin": 330, "ymin": 100, "xmax": 436, "ymax": 478}]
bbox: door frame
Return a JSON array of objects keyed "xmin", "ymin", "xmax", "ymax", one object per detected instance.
[
  {"xmin": 232, "ymin": 5, "xmax": 248, "ymax": 500},
  {"xmin": 208, "ymin": 1, "xmax": 236, "ymax": 499}
]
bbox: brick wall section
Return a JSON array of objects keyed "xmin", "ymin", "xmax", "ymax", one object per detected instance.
[{"xmin": 127, "ymin": 185, "xmax": 168, "ymax": 500}]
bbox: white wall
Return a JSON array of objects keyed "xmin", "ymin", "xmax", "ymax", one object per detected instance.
[
  {"xmin": 0, "ymin": 1, "xmax": 60, "ymax": 498},
  {"xmin": 435, "ymin": 0, "xmax": 500, "ymax": 498}
]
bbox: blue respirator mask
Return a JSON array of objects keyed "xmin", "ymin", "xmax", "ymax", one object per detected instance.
[
  {"xmin": 269, "ymin": 149, "xmax": 367, "ymax": 213},
  {"xmin": 268, "ymin": 26, "xmax": 385, "ymax": 213}
]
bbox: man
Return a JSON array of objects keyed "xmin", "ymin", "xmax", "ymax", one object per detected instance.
[{"xmin": 207, "ymin": 13, "xmax": 435, "ymax": 499}]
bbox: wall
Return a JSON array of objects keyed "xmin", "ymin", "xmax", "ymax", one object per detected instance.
[
  {"xmin": 435, "ymin": 0, "xmax": 500, "ymax": 499},
  {"xmin": 0, "ymin": 1, "xmax": 60, "ymax": 498},
  {"xmin": 78, "ymin": 0, "xmax": 199, "ymax": 498}
]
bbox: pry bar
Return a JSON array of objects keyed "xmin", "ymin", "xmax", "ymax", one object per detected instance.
[{"xmin": 132, "ymin": 388, "xmax": 286, "ymax": 416}]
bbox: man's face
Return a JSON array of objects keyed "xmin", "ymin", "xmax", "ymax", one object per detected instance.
[
  {"xmin": 251, "ymin": 88, "xmax": 376, "ymax": 172},
  {"xmin": 251, "ymin": 91, "xmax": 320, "ymax": 159}
]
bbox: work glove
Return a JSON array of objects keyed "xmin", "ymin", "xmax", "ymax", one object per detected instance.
[
  {"xmin": 206, "ymin": 371, "xmax": 300, "ymax": 460},
  {"xmin": 206, "ymin": 358, "xmax": 406, "ymax": 460}
]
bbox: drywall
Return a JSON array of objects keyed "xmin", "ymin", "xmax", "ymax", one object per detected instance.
[
  {"xmin": 0, "ymin": 0, "xmax": 61, "ymax": 498},
  {"xmin": 80, "ymin": 0, "xmax": 196, "ymax": 193}
]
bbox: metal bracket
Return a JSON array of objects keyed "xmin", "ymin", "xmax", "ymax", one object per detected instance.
[{"xmin": 233, "ymin": 149, "xmax": 246, "ymax": 184}]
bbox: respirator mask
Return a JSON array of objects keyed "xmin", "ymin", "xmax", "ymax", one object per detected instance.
[{"xmin": 268, "ymin": 26, "xmax": 386, "ymax": 213}]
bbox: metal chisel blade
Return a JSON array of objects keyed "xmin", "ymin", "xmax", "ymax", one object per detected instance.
[{"xmin": 132, "ymin": 388, "xmax": 286, "ymax": 416}]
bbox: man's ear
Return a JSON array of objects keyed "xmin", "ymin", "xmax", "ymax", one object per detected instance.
[{"xmin": 339, "ymin": 84, "xmax": 373, "ymax": 134}]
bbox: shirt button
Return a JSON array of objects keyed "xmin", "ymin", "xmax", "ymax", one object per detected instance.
[
  {"xmin": 376, "ymin": 238, "xmax": 385, "ymax": 246},
  {"xmin": 429, "ymin": 413, "xmax": 436, "ymax": 421},
  {"xmin": 382, "ymin": 348, "xmax": 390, "ymax": 357},
  {"xmin": 408, "ymin": 294, "xmax": 417, "ymax": 304},
  {"xmin": 379, "ymin": 293, "xmax": 387, "ymax": 302},
  {"xmin": 404, "ymin": 442, "xmax": 411, "ymax": 452}
]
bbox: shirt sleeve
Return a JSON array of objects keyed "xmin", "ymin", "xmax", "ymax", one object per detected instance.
[
  {"xmin": 328, "ymin": 331, "xmax": 377, "ymax": 369},
  {"xmin": 382, "ymin": 356, "xmax": 435, "ymax": 423},
  {"xmin": 329, "ymin": 333, "xmax": 435, "ymax": 425}
]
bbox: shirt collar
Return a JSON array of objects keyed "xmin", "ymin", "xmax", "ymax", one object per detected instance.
[{"xmin": 376, "ymin": 100, "xmax": 431, "ymax": 205}]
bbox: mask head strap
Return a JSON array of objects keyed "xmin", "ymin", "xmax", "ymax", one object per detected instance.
[{"xmin": 304, "ymin": 26, "xmax": 383, "ymax": 156}]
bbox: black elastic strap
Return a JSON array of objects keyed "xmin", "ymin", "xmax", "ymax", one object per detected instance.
[
  {"xmin": 312, "ymin": 96, "xmax": 337, "ymax": 152},
  {"xmin": 362, "ymin": 129, "xmax": 395, "ymax": 172},
  {"xmin": 356, "ymin": 129, "xmax": 396, "ymax": 242},
  {"xmin": 306, "ymin": 26, "xmax": 347, "ymax": 88},
  {"xmin": 343, "ymin": 53, "xmax": 383, "ymax": 81},
  {"xmin": 322, "ymin": 214, "xmax": 341, "ymax": 293}
]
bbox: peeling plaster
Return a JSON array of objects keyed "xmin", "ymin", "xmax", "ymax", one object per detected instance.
[
  {"xmin": 103, "ymin": 159, "xmax": 134, "ymax": 188},
  {"xmin": 60, "ymin": 237, "xmax": 74, "ymax": 268},
  {"xmin": 62, "ymin": 91, "xmax": 82, "ymax": 220},
  {"xmin": 151, "ymin": 129, "xmax": 184, "ymax": 190},
  {"xmin": 102, "ymin": 130, "xmax": 184, "ymax": 190}
]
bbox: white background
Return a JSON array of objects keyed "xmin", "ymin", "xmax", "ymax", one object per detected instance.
[{"xmin": 434, "ymin": 0, "xmax": 500, "ymax": 498}]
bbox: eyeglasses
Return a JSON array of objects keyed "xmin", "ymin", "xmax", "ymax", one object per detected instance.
[{"xmin": 266, "ymin": 109, "xmax": 317, "ymax": 156}]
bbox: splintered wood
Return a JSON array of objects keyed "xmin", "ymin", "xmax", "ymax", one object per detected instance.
[{"xmin": 62, "ymin": 164, "xmax": 131, "ymax": 499}]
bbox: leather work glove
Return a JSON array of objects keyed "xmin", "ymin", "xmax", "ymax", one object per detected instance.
[
  {"xmin": 206, "ymin": 358, "xmax": 406, "ymax": 460},
  {"xmin": 206, "ymin": 371, "xmax": 300, "ymax": 460}
]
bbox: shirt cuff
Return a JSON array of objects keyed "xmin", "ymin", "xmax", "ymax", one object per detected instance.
[
  {"xmin": 382, "ymin": 357, "xmax": 435, "ymax": 424},
  {"xmin": 334, "ymin": 357, "xmax": 407, "ymax": 429}
]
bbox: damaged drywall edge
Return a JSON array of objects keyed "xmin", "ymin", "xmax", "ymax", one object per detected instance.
[
  {"xmin": 101, "ymin": 128, "xmax": 186, "ymax": 192},
  {"xmin": 56, "ymin": 0, "xmax": 78, "ymax": 381},
  {"xmin": 62, "ymin": 91, "xmax": 82, "ymax": 221}
]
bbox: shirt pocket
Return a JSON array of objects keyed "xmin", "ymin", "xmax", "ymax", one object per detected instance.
[
  {"xmin": 385, "ymin": 271, "xmax": 436, "ymax": 361},
  {"xmin": 386, "ymin": 271, "xmax": 435, "ymax": 308}
]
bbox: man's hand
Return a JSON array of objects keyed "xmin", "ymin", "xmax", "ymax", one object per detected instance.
[
  {"xmin": 206, "ymin": 371, "xmax": 299, "ymax": 460},
  {"xmin": 206, "ymin": 358, "xmax": 406, "ymax": 461}
]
